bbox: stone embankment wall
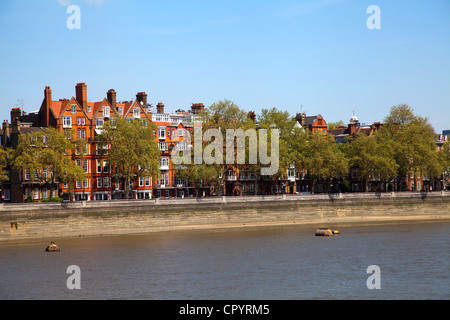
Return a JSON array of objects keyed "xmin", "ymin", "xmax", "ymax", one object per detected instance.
[{"xmin": 1, "ymin": 192, "xmax": 449, "ymax": 241}]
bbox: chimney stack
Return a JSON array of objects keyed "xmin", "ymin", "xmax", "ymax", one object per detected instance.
[
  {"xmin": 75, "ymin": 83, "xmax": 87, "ymax": 111},
  {"xmin": 248, "ymin": 111, "xmax": 256, "ymax": 124},
  {"xmin": 349, "ymin": 120, "xmax": 356, "ymax": 135},
  {"xmin": 107, "ymin": 89, "xmax": 117, "ymax": 110},
  {"xmin": 191, "ymin": 103, "xmax": 204, "ymax": 114},
  {"xmin": 136, "ymin": 92, "xmax": 148, "ymax": 105},
  {"xmin": 157, "ymin": 102, "xmax": 164, "ymax": 114}
]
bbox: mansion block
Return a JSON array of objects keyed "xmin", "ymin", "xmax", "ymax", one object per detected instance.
[{"xmin": 0, "ymin": 83, "xmax": 447, "ymax": 203}]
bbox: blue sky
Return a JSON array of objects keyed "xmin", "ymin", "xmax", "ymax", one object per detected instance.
[{"xmin": 1, "ymin": 0, "xmax": 449, "ymax": 132}]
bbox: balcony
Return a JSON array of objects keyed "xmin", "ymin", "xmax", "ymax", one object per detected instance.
[{"xmin": 226, "ymin": 176, "xmax": 237, "ymax": 181}]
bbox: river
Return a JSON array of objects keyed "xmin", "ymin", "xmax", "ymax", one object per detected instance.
[{"xmin": 0, "ymin": 221, "xmax": 448, "ymax": 300}]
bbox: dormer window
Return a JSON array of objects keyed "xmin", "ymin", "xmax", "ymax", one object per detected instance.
[{"xmin": 103, "ymin": 106, "xmax": 110, "ymax": 117}]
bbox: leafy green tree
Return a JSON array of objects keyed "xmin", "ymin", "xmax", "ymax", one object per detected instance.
[
  {"xmin": 0, "ymin": 148, "xmax": 10, "ymax": 183},
  {"xmin": 344, "ymin": 134, "xmax": 397, "ymax": 192},
  {"xmin": 99, "ymin": 118, "xmax": 160, "ymax": 199},
  {"xmin": 327, "ymin": 120, "xmax": 345, "ymax": 129},
  {"xmin": 258, "ymin": 107, "xmax": 297, "ymax": 193},
  {"xmin": 382, "ymin": 104, "xmax": 443, "ymax": 191},
  {"xmin": 11, "ymin": 127, "xmax": 86, "ymax": 200},
  {"xmin": 299, "ymin": 131, "xmax": 348, "ymax": 194}
]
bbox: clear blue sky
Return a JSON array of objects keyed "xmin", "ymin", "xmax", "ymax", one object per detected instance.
[{"xmin": 1, "ymin": 0, "xmax": 449, "ymax": 132}]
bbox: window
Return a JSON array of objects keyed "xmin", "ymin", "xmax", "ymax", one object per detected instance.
[
  {"xmin": 145, "ymin": 177, "xmax": 150, "ymax": 186},
  {"xmin": 72, "ymin": 105, "xmax": 77, "ymax": 114},
  {"xmin": 96, "ymin": 118, "xmax": 104, "ymax": 128},
  {"xmin": 25, "ymin": 169, "xmax": 30, "ymax": 181},
  {"xmin": 97, "ymin": 159, "xmax": 102, "ymax": 173},
  {"xmin": 158, "ymin": 127, "xmax": 166, "ymax": 139},
  {"xmin": 159, "ymin": 142, "xmax": 167, "ymax": 151},
  {"xmin": 82, "ymin": 160, "xmax": 89, "ymax": 173},
  {"xmin": 161, "ymin": 157, "xmax": 169, "ymax": 168},
  {"xmin": 117, "ymin": 107, "xmax": 123, "ymax": 115},
  {"xmin": 103, "ymin": 177, "xmax": 109, "ymax": 188},
  {"xmin": 160, "ymin": 173, "xmax": 165, "ymax": 186},
  {"xmin": 97, "ymin": 178, "xmax": 102, "ymax": 188},
  {"xmin": 103, "ymin": 106, "xmax": 110, "ymax": 117},
  {"xmin": 63, "ymin": 116, "xmax": 72, "ymax": 127},
  {"xmin": 76, "ymin": 180, "xmax": 81, "ymax": 188},
  {"xmin": 34, "ymin": 188, "xmax": 39, "ymax": 200},
  {"xmin": 139, "ymin": 177, "xmax": 144, "ymax": 187},
  {"xmin": 134, "ymin": 107, "xmax": 140, "ymax": 118},
  {"xmin": 43, "ymin": 168, "xmax": 47, "ymax": 179},
  {"xmin": 83, "ymin": 179, "xmax": 89, "ymax": 188},
  {"xmin": 178, "ymin": 129, "xmax": 184, "ymax": 137},
  {"xmin": 103, "ymin": 161, "xmax": 109, "ymax": 173},
  {"xmin": 87, "ymin": 105, "xmax": 91, "ymax": 113}
]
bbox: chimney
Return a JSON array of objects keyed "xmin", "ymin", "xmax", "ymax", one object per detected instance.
[
  {"xmin": 75, "ymin": 83, "xmax": 87, "ymax": 111},
  {"xmin": 41, "ymin": 86, "xmax": 52, "ymax": 127},
  {"xmin": 136, "ymin": 92, "xmax": 147, "ymax": 105},
  {"xmin": 10, "ymin": 108, "xmax": 22, "ymax": 124},
  {"xmin": 107, "ymin": 89, "xmax": 117, "ymax": 110},
  {"xmin": 2, "ymin": 120, "xmax": 9, "ymax": 147},
  {"xmin": 298, "ymin": 113, "xmax": 306, "ymax": 127},
  {"xmin": 157, "ymin": 102, "xmax": 165, "ymax": 114},
  {"xmin": 349, "ymin": 120, "xmax": 356, "ymax": 135},
  {"xmin": 191, "ymin": 103, "xmax": 204, "ymax": 114},
  {"xmin": 248, "ymin": 111, "xmax": 256, "ymax": 124}
]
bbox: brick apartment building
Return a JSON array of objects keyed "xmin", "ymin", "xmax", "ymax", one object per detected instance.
[{"xmin": 0, "ymin": 83, "xmax": 203, "ymax": 202}]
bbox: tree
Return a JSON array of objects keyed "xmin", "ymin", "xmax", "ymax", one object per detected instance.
[
  {"xmin": 0, "ymin": 148, "xmax": 10, "ymax": 184},
  {"xmin": 344, "ymin": 133, "xmax": 397, "ymax": 192},
  {"xmin": 258, "ymin": 107, "xmax": 297, "ymax": 193},
  {"xmin": 327, "ymin": 120, "xmax": 345, "ymax": 129},
  {"xmin": 99, "ymin": 118, "xmax": 160, "ymax": 199},
  {"xmin": 201, "ymin": 100, "xmax": 257, "ymax": 195},
  {"xmin": 11, "ymin": 127, "xmax": 86, "ymax": 201},
  {"xmin": 299, "ymin": 131, "xmax": 348, "ymax": 194},
  {"xmin": 382, "ymin": 104, "xmax": 443, "ymax": 191}
]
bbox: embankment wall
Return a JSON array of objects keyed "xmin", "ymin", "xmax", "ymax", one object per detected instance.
[{"xmin": 1, "ymin": 192, "xmax": 449, "ymax": 241}]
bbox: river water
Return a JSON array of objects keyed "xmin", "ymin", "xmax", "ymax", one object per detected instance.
[{"xmin": 0, "ymin": 221, "xmax": 448, "ymax": 300}]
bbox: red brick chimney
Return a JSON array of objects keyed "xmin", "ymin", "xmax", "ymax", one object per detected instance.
[
  {"xmin": 75, "ymin": 83, "xmax": 87, "ymax": 111},
  {"xmin": 349, "ymin": 120, "xmax": 356, "ymax": 135},
  {"xmin": 136, "ymin": 92, "xmax": 147, "ymax": 105},
  {"xmin": 157, "ymin": 102, "xmax": 165, "ymax": 114},
  {"xmin": 107, "ymin": 89, "xmax": 117, "ymax": 110},
  {"xmin": 191, "ymin": 103, "xmax": 204, "ymax": 114},
  {"xmin": 40, "ymin": 86, "xmax": 52, "ymax": 127}
]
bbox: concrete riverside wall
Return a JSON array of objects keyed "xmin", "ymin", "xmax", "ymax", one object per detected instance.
[{"xmin": 1, "ymin": 192, "xmax": 449, "ymax": 241}]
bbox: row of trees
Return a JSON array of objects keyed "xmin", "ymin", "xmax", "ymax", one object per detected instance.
[
  {"xmin": 176, "ymin": 102, "xmax": 449, "ymax": 194},
  {"xmin": 1, "ymin": 102, "xmax": 449, "ymax": 201}
]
